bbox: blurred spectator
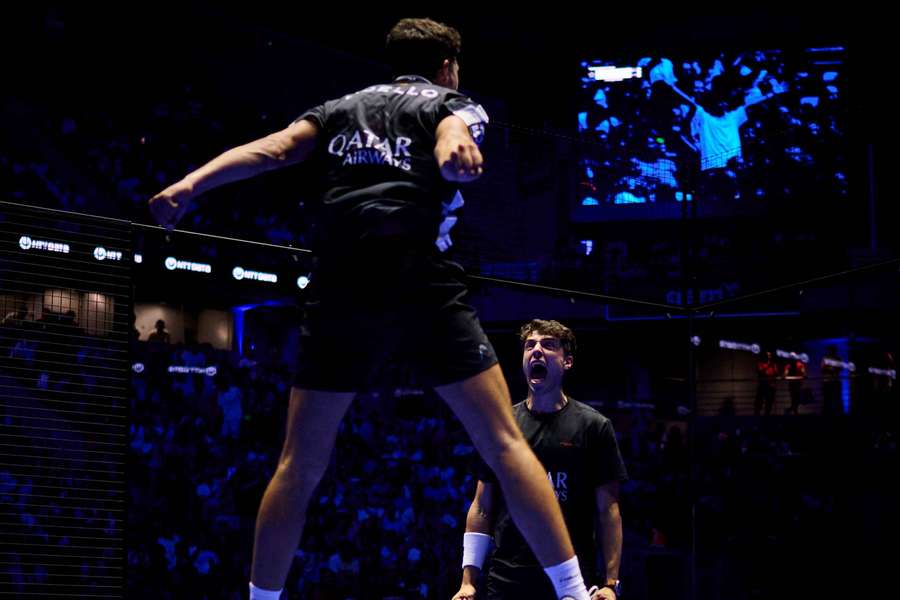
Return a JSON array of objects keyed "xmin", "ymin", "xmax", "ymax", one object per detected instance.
[{"xmin": 149, "ymin": 319, "xmax": 171, "ymax": 344}]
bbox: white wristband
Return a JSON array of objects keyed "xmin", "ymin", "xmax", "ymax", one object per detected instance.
[{"xmin": 462, "ymin": 532, "xmax": 492, "ymax": 569}]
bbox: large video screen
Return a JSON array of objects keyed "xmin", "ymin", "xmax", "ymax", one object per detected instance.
[{"xmin": 574, "ymin": 46, "xmax": 847, "ymax": 220}]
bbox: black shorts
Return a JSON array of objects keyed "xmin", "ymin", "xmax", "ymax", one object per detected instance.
[
  {"xmin": 293, "ymin": 242, "xmax": 497, "ymax": 392},
  {"xmin": 486, "ymin": 567, "xmax": 556, "ymax": 600}
]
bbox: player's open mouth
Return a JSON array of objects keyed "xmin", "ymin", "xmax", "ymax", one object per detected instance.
[{"xmin": 529, "ymin": 362, "xmax": 548, "ymax": 383}]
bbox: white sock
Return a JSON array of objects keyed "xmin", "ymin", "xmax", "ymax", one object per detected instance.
[
  {"xmin": 249, "ymin": 582, "xmax": 282, "ymax": 600},
  {"xmin": 543, "ymin": 555, "xmax": 590, "ymax": 600}
]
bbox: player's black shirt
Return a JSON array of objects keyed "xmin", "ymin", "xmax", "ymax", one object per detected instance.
[
  {"xmin": 296, "ymin": 75, "xmax": 488, "ymax": 253},
  {"xmin": 479, "ymin": 399, "xmax": 628, "ymax": 596}
]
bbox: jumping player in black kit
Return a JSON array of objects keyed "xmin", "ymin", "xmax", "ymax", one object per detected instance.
[
  {"xmin": 149, "ymin": 19, "xmax": 595, "ymax": 600},
  {"xmin": 452, "ymin": 320, "xmax": 627, "ymax": 600}
]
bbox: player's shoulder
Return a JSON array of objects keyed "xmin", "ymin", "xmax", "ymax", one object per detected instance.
[{"xmin": 567, "ymin": 398, "xmax": 611, "ymax": 427}]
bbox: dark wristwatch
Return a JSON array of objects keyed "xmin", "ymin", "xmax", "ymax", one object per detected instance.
[{"xmin": 601, "ymin": 580, "xmax": 622, "ymax": 596}]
